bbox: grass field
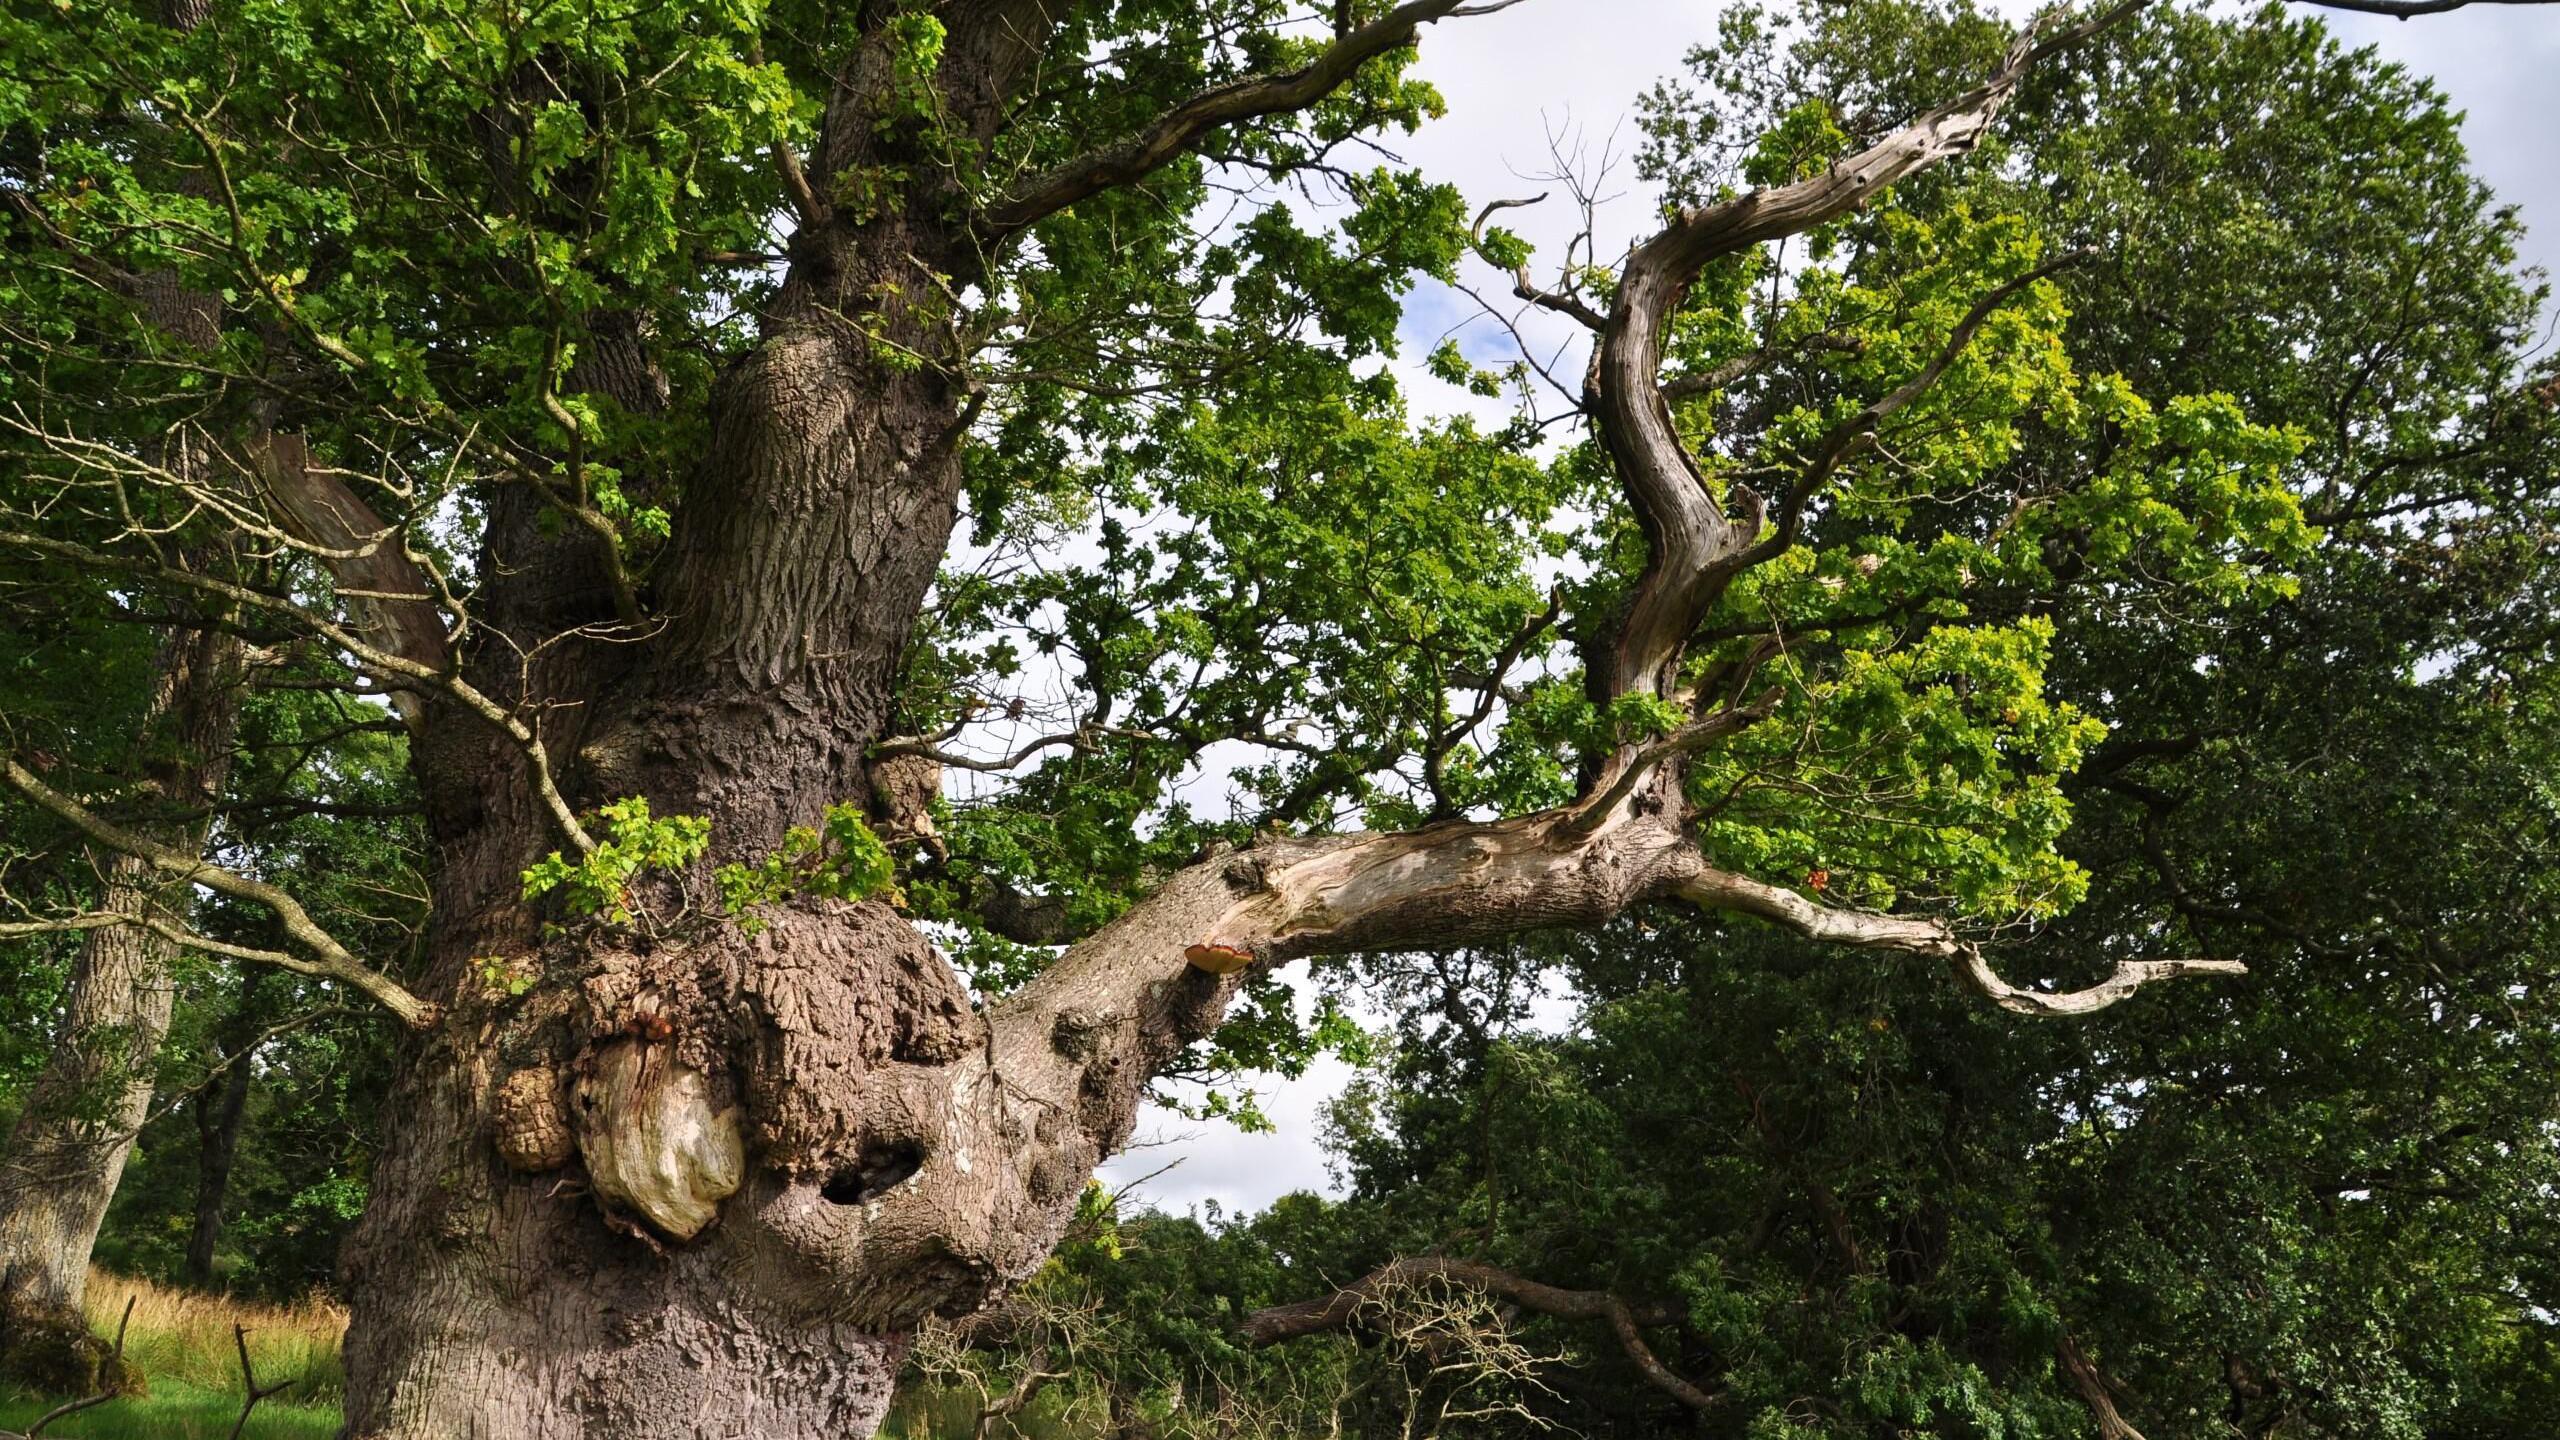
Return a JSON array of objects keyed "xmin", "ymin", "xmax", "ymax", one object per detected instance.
[
  {"xmin": 0, "ymin": 1377, "xmax": 341, "ymax": 1440},
  {"xmin": 0, "ymin": 1272, "xmax": 346, "ymax": 1440}
]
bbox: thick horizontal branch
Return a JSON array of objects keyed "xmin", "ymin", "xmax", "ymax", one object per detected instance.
[
  {"xmin": 1, "ymin": 755, "xmax": 437, "ymax": 1028},
  {"xmin": 987, "ymin": 791, "xmax": 2244, "ymax": 1188},
  {"xmin": 1241, "ymin": 1257, "xmax": 1715, "ymax": 1411},
  {"xmin": 1951, "ymin": 949, "xmax": 2249, "ymax": 1019},
  {"xmin": 982, "ymin": 0, "xmax": 1526, "ymax": 236}
]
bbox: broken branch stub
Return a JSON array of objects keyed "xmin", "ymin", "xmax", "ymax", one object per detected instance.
[{"xmin": 573, "ymin": 1040, "xmax": 745, "ymax": 1241}]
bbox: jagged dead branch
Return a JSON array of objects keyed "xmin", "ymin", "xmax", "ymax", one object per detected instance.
[
  {"xmin": 985, "ymin": 21, "xmax": 2253, "ymax": 1268},
  {"xmin": 915, "ymin": 1294, "xmax": 1092, "ymax": 1440},
  {"xmin": 227, "ymin": 1323, "xmax": 298, "ymax": 1440},
  {"xmin": 1586, "ymin": 0, "xmax": 2146, "ymax": 711},
  {"xmin": 1242, "ymin": 1257, "xmax": 1717, "ymax": 1412}
]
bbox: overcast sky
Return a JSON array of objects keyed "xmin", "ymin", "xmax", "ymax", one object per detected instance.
[{"xmin": 1096, "ymin": 0, "xmax": 2560, "ymax": 1218}]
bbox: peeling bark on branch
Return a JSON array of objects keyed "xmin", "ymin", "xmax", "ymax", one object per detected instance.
[{"xmin": 989, "ymin": 796, "xmax": 2240, "ymax": 1206}]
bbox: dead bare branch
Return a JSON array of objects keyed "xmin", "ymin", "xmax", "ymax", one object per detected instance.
[
  {"xmin": 1, "ymin": 755, "xmax": 438, "ymax": 1027},
  {"xmin": 1242, "ymin": 1256, "xmax": 1718, "ymax": 1412}
]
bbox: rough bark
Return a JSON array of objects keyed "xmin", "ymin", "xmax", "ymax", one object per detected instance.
[{"xmin": 339, "ymin": 247, "xmax": 992, "ymax": 1440}]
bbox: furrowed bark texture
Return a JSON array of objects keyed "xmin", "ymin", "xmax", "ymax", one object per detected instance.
[
  {"xmin": 338, "ymin": 22, "xmax": 1011, "ymax": 1434},
  {"xmin": 324, "ymin": 7, "xmax": 2221, "ymax": 1437},
  {"xmin": 0, "ymin": 618, "xmax": 244, "ymax": 1383}
]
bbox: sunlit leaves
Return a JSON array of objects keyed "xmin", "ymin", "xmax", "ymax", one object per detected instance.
[{"xmin": 521, "ymin": 796, "xmax": 710, "ymax": 925}]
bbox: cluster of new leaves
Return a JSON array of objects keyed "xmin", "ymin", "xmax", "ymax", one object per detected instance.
[
  {"xmin": 522, "ymin": 797, "xmax": 894, "ymax": 930},
  {"xmin": 521, "ymin": 797, "xmax": 711, "ymax": 925},
  {"xmin": 714, "ymin": 802, "xmax": 899, "ymax": 930}
]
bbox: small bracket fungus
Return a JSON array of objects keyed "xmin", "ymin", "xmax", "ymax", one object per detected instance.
[{"xmin": 1184, "ymin": 941, "xmax": 1253, "ymax": 974}]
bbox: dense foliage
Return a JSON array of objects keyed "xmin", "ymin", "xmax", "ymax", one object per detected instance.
[
  {"xmin": 908, "ymin": 5, "xmax": 2560, "ymax": 1438},
  {"xmin": 0, "ymin": 0, "xmax": 2553, "ymax": 1435}
]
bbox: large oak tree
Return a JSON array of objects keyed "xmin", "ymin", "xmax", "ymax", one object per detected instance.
[{"xmin": 0, "ymin": 0, "xmax": 2547, "ymax": 1435}]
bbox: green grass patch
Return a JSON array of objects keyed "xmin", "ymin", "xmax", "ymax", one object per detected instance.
[
  {"xmin": 0, "ymin": 1377, "xmax": 340, "ymax": 1439},
  {"xmin": 79, "ymin": 1273, "xmax": 344, "ymax": 1405}
]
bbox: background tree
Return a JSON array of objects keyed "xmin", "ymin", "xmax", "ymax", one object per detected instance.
[
  {"xmin": 915, "ymin": 6, "xmax": 2560, "ymax": 1437},
  {"xmin": 0, "ymin": 0, "xmax": 2545, "ymax": 1437}
]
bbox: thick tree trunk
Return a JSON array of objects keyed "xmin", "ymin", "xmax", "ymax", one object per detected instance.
[
  {"xmin": 338, "ymin": 281, "xmax": 1005, "ymax": 1435},
  {"xmin": 289, "ymin": 12, "xmax": 2234, "ymax": 1434},
  {"xmin": 0, "ymin": 621, "xmax": 243, "ymax": 1389},
  {"xmin": 312, "ymin": 11, "xmax": 2227, "ymax": 1431}
]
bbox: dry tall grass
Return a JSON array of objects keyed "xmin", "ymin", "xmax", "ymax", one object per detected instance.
[{"xmin": 79, "ymin": 1271, "xmax": 347, "ymax": 1403}]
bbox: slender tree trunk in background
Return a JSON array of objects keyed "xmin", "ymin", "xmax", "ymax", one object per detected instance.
[
  {"xmin": 0, "ymin": 0, "xmax": 245, "ymax": 1387},
  {"xmin": 183, "ymin": 972, "xmax": 264, "ymax": 1289},
  {"xmin": 0, "ymin": 618, "xmax": 245, "ymax": 1389}
]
